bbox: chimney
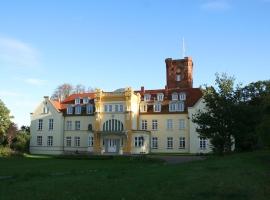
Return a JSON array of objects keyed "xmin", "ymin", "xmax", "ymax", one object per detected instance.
[{"xmin": 141, "ymin": 86, "xmax": 145, "ymax": 93}]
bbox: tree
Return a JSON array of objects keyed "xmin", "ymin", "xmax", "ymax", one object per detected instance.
[
  {"xmin": 192, "ymin": 73, "xmax": 237, "ymax": 154},
  {"xmin": 51, "ymin": 83, "xmax": 73, "ymax": 101},
  {"xmin": 6, "ymin": 123, "xmax": 18, "ymax": 147},
  {"xmin": 74, "ymin": 84, "xmax": 85, "ymax": 94},
  {"xmin": 0, "ymin": 99, "xmax": 12, "ymax": 144}
]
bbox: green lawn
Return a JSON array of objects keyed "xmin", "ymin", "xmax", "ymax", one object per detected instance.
[{"xmin": 0, "ymin": 151, "xmax": 269, "ymax": 200}]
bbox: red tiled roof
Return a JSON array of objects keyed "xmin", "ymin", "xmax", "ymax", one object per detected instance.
[
  {"xmin": 61, "ymin": 92, "xmax": 95, "ymax": 104},
  {"xmin": 50, "ymin": 100, "xmax": 66, "ymax": 111}
]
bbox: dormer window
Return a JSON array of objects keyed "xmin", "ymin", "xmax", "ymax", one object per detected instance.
[
  {"xmin": 157, "ymin": 93, "xmax": 164, "ymax": 101},
  {"xmin": 179, "ymin": 92, "xmax": 186, "ymax": 100},
  {"xmin": 67, "ymin": 105, "xmax": 73, "ymax": 114},
  {"xmin": 83, "ymin": 97, "xmax": 89, "ymax": 104},
  {"xmin": 140, "ymin": 103, "xmax": 147, "ymax": 112},
  {"xmin": 176, "ymin": 75, "xmax": 181, "ymax": 81},
  {"xmin": 86, "ymin": 104, "xmax": 93, "ymax": 114},
  {"xmin": 144, "ymin": 94, "xmax": 151, "ymax": 101},
  {"xmin": 153, "ymin": 103, "xmax": 161, "ymax": 112},
  {"xmin": 75, "ymin": 98, "xmax": 80, "ymax": 105},
  {"xmin": 75, "ymin": 105, "xmax": 81, "ymax": 115},
  {"xmin": 172, "ymin": 92, "xmax": 178, "ymax": 101}
]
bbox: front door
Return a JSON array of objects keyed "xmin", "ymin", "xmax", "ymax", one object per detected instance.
[{"xmin": 107, "ymin": 139, "xmax": 119, "ymax": 153}]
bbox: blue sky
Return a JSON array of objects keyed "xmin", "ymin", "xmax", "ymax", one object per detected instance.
[{"xmin": 0, "ymin": 0, "xmax": 270, "ymax": 127}]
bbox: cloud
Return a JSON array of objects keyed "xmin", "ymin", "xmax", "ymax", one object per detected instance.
[
  {"xmin": 24, "ymin": 78, "xmax": 47, "ymax": 86},
  {"xmin": 0, "ymin": 36, "xmax": 40, "ymax": 68},
  {"xmin": 0, "ymin": 90, "xmax": 22, "ymax": 97},
  {"xmin": 201, "ymin": 0, "xmax": 231, "ymax": 11}
]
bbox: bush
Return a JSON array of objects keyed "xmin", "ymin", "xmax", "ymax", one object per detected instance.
[
  {"xmin": 11, "ymin": 132, "xmax": 30, "ymax": 153},
  {"xmin": 0, "ymin": 146, "xmax": 13, "ymax": 157}
]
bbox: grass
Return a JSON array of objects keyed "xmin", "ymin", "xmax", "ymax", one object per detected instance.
[{"xmin": 0, "ymin": 151, "xmax": 269, "ymax": 200}]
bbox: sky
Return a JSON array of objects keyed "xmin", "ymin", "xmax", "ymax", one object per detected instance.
[{"xmin": 0, "ymin": 0, "xmax": 270, "ymax": 127}]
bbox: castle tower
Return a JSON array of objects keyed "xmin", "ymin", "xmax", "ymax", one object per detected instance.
[{"xmin": 165, "ymin": 57, "xmax": 193, "ymax": 89}]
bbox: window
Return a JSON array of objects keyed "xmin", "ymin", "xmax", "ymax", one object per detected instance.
[
  {"xmin": 200, "ymin": 138, "xmax": 207, "ymax": 149},
  {"xmin": 66, "ymin": 136, "xmax": 71, "ymax": 147},
  {"xmin": 169, "ymin": 102, "xmax": 185, "ymax": 112},
  {"xmin": 75, "ymin": 136, "xmax": 80, "ymax": 147},
  {"xmin": 179, "ymin": 92, "xmax": 186, "ymax": 100},
  {"xmin": 176, "ymin": 75, "xmax": 181, "ymax": 81},
  {"xmin": 104, "ymin": 104, "xmax": 113, "ymax": 112},
  {"xmin": 49, "ymin": 119, "xmax": 53, "ymax": 130},
  {"xmin": 167, "ymin": 119, "xmax": 173, "ymax": 130},
  {"xmin": 140, "ymin": 104, "xmax": 147, "ymax": 112},
  {"xmin": 47, "ymin": 136, "xmax": 53, "ymax": 146},
  {"xmin": 172, "ymin": 92, "xmax": 178, "ymax": 101},
  {"xmin": 88, "ymin": 136, "xmax": 94, "ymax": 147},
  {"xmin": 43, "ymin": 106, "xmax": 48, "ymax": 114},
  {"xmin": 75, "ymin": 106, "xmax": 81, "ymax": 114},
  {"xmin": 152, "ymin": 137, "xmax": 158, "ymax": 149},
  {"xmin": 115, "ymin": 104, "xmax": 119, "ymax": 112},
  {"xmin": 75, "ymin": 121, "xmax": 80, "ymax": 130},
  {"xmin": 88, "ymin": 124, "xmax": 93, "ymax": 131},
  {"xmin": 86, "ymin": 104, "xmax": 93, "ymax": 114},
  {"xmin": 167, "ymin": 137, "xmax": 173, "ymax": 149},
  {"xmin": 119, "ymin": 104, "xmax": 124, "ymax": 112},
  {"xmin": 109, "ymin": 105, "xmax": 112, "ymax": 112},
  {"xmin": 179, "ymin": 102, "xmax": 184, "ymax": 111},
  {"xmin": 83, "ymin": 97, "xmax": 89, "ymax": 104},
  {"xmin": 67, "ymin": 105, "xmax": 73, "ymax": 114},
  {"xmin": 37, "ymin": 136, "xmax": 42, "ymax": 146},
  {"xmin": 141, "ymin": 120, "xmax": 147, "ymax": 130},
  {"xmin": 75, "ymin": 98, "xmax": 80, "ymax": 105},
  {"xmin": 38, "ymin": 119, "xmax": 43, "ymax": 131},
  {"xmin": 152, "ymin": 120, "xmax": 158, "ymax": 130},
  {"xmin": 153, "ymin": 103, "xmax": 161, "ymax": 112},
  {"xmin": 179, "ymin": 137, "xmax": 185, "ymax": 149},
  {"xmin": 157, "ymin": 93, "xmax": 164, "ymax": 101},
  {"xmin": 144, "ymin": 94, "xmax": 151, "ymax": 101},
  {"xmin": 135, "ymin": 136, "xmax": 144, "ymax": 147},
  {"xmin": 103, "ymin": 119, "xmax": 124, "ymax": 132},
  {"xmin": 179, "ymin": 119, "xmax": 185, "ymax": 129},
  {"xmin": 66, "ymin": 121, "xmax": 72, "ymax": 130}
]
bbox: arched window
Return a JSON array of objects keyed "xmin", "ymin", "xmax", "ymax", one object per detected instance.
[
  {"xmin": 88, "ymin": 124, "xmax": 92, "ymax": 131},
  {"xmin": 103, "ymin": 119, "xmax": 124, "ymax": 132}
]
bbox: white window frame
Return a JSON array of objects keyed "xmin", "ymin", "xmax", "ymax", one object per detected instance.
[
  {"xmin": 115, "ymin": 104, "xmax": 119, "ymax": 112},
  {"xmin": 200, "ymin": 138, "xmax": 207, "ymax": 150},
  {"xmin": 86, "ymin": 104, "xmax": 93, "ymax": 114},
  {"xmin": 157, "ymin": 93, "xmax": 164, "ymax": 101},
  {"xmin": 75, "ymin": 98, "xmax": 80, "ymax": 105},
  {"xmin": 140, "ymin": 104, "xmax": 147, "ymax": 112},
  {"xmin": 67, "ymin": 105, "xmax": 73, "ymax": 114},
  {"xmin": 88, "ymin": 136, "xmax": 94, "ymax": 147},
  {"xmin": 179, "ymin": 92, "xmax": 186, "ymax": 100},
  {"xmin": 179, "ymin": 137, "xmax": 185, "ymax": 149},
  {"xmin": 38, "ymin": 119, "xmax": 43, "ymax": 131},
  {"xmin": 134, "ymin": 136, "xmax": 144, "ymax": 147},
  {"xmin": 153, "ymin": 103, "xmax": 161, "ymax": 112},
  {"xmin": 151, "ymin": 137, "xmax": 158, "ymax": 149},
  {"xmin": 49, "ymin": 119, "xmax": 53, "ymax": 131},
  {"xmin": 141, "ymin": 120, "xmax": 147, "ymax": 130},
  {"xmin": 119, "ymin": 104, "xmax": 124, "ymax": 112},
  {"xmin": 178, "ymin": 102, "xmax": 184, "ymax": 111},
  {"xmin": 172, "ymin": 92, "xmax": 178, "ymax": 101},
  {"xmin": 75, "ymin": 136, "xmax": 80, "ymax": 147},
  {"xmin": 83, "ymin": 97, "xmax": 89, "ymax": 104},
  {"xmin": 167, "ymin": 137, "xmax": 173, "ymax": 149},
  {"xmin": 179, "ymin": 119, "xmax": 185, "ymax": 129},
  {"xmin": 176, "ymin": 74, "xmax": 181, "ymax": 81},
  {"xmin": 37, "ymin": 136, "xmax": 42, "ymax": 146},
  {"xmin": 66, "ymin": 136, "xmax": 71, "ymax": 147},
  {"xmin": 144, "ymin": 94, "xmax": 151, "ymax": 101},
  {"xmin": 43, "ymin": 106, "xmax": 48, "ymax": 114},
  {"xmin": 167, "ymin": 119, "xmax": 173, "ymax": 130},
  {"xmin": 75, "ymin": 121, "xmax": 80, "ymax": 130},
  {"xmin": 152, "ymin": 119, "xmax": 158, "ymax": 130},
  {"xmin": 66, "ymin": 121, "xmax": 72, "ymax": 130},
  {"xmin": 47, "ymin": 136, "xmax": 53, "ymax": 146},
  {"xmin": 75, "ymin": 106, "xmax": 81, "ymax": 115}
]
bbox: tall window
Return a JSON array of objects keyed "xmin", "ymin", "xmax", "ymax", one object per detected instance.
[
  {"xmin": 86, "ymin": 104, "xmax": 93, "ymax": 114},
  {"xmin": 49, "ymin": 119, "xmax": 53, "ymax": 130},
  {"xmin": 66, "ymin": 136, "xmax": 71, "ymax": 147},
  {"xmin": 75, "ymin": 136, "xmax": 80, "ymax": 147},
  {"xmin": 200, "ymin": 138, "xmax": 207, "ymax": 149},
  {"xmin": 38, "ymin": 119, "xmax": 43, "ymax": 131},
  {"xmin": 67, "ymin": 105, "xmax": 73, "ymax": 114},
  {"xmin": 135, "ymin": 136, "xmax": 144, "ymax": 147},
  {"xmin": 179, "ymin": 92, "xmax": 186, "ymax": 100},
  {"xmin": 178, "ymin": 102, "xmax": 184, "ymax": 111},
  {"xmin": 152, "ymin": 120, "xmax": 158, "ymax": 130},
  {"xmin": 88, "ymin": 136, "xmax": 94, "ymax": 147},
  {"xmin": 75, "ymin": 106, "xmax": 81, "ymax": 114},
  {"xmin": 119, "ymin": 104, "xmax": 124, "ymax": 112},
  {"xmin": 66, "ymin": 121, "xmax": 72, "ymax": 130},
  {"xmin": 37, "ymin": 136, "xmax": 42, "ymax": 146},
  {"xmin": 172, "ymin": 92, "xmax": 178, "ymax": 101},
  {"xmin": 157, "ymin": 93, "xmax": 164, "ymax": 101},
  {"xmin": 167, "ymin": 137, "xmax": 173, "ymax": 149},
  {"xmin": 179, "ymin": 119, "xmax": 185, "ymax": 129},
  {"xmin": 47, "ymin": 136, "xmax": 53, "ymax": 146},
  {"xmin": 176, "ymin": 75, "xmax": 181, "ymax": 81},
  {"xmin": 144, "ymin": 94, "xmax": 151, "ymax": 101},
  {"xmin": 153, "ymin": 103, "xmax": 161, "ymax": 112},
  {"xmin": 141, "ymin": 120, "xmax": 147, "ymax": 130},
  {"xmin": 179, "ymin": 137, "xmax": 185, "ymax": 149},
  {"xmin": 103, "ymin": 119, "xmax": 124, "ymax": 132},
  {"xmin": 75, "ymin": 121, "xmax": 80, "ymax": 130},
  {"xmin": 151, "ymin": 137, "xmax": 158, "ymax": 149},
  {"xmin": 75, "ymin": 98, "xmax": 80, "ymax": 105},
  {"xmin": 43, "ymin": 106, "xmax": 48, "ymax": 114},
  {"xmin": 83, "ymin": 97, "xmax": 89, "ymax": 104},
  {"xmin": 115, "ymin": 104, "xmax": 119, "ymax": 112},
  {"xmin": 167, "ymin": 119, "xmax": 173, "ymax": 130},
  {"xmin": 140, "ymin": 104, "xmax": 147, "ymax": 112},
  {"xmin": 109, "ymin": 105, "xmax": 113, "ymax": 112}
]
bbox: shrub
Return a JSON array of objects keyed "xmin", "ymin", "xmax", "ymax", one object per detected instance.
[{"xmin": 0, "ymin": 146, "xmax": 13, "ymax": 157}]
